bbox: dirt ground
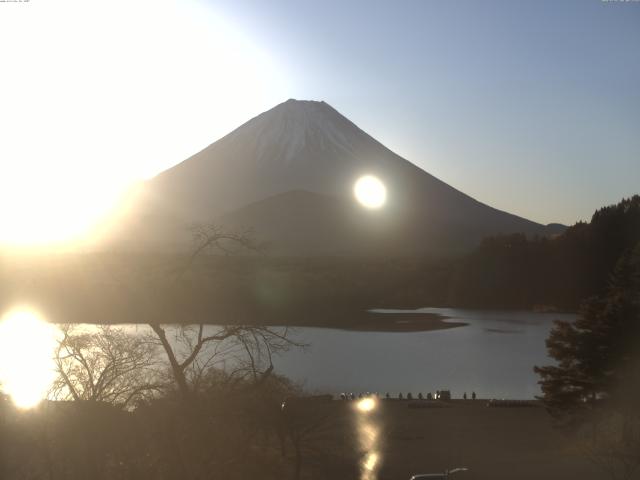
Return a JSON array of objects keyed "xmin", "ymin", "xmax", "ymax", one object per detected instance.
[{"xmin": 324, "ymin": 399, "xmax": 602, "ymax": 480}]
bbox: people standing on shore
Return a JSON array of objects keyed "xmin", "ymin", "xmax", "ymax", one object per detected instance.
[
  {"xmin": 463, "ymin": 392, "xmax": 467, "ymax": 400},
  {"xmin": 472, "ymin": 391, "xmax": 477, "ymax": 400}
]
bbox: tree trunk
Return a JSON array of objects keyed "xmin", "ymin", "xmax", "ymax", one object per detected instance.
[{"xmin": 150, "ymin": 324, "xmax": 191, "ymax": 397}]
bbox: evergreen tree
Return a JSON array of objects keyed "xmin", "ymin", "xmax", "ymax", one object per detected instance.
[
  {"xmin": 535, "ymin": 242, "xmax": 640, "ymax": 427},
  {"xmin": 448, "ymin": 195, "xmax": 640, "ymax": 310}
]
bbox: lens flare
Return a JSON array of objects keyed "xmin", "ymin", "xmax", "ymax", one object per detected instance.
[
  {"xmin": 0, "ymin": 309, "xmax": 60, "ymax": 409},
  {"xmin": 354, "ymin": 396, "xmax": 382, "ymax": 480},
  {"xmin": 354, "ymin": 175, "xmax": 387, "ymax": 209},
  {"xmin": 357, "ymin": 397, "xmax": 377, "ymax": 413},
  {"xmin": 363, "ymin": 452, "xmax": 379, "ymax": 472}
]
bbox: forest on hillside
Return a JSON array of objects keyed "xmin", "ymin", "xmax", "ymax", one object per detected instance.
[{"xmin": 445, "ymin": 195, "xmax": 640, "ymax": 310}]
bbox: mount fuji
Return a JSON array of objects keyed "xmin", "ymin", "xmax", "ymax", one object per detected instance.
[{"xmin": 110, "ymin": 99, "xmax": 561, "ymax": 255}]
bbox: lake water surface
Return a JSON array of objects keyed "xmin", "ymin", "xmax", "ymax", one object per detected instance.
[
  {"xmin": 39, "ymin": 308, "xmax": 576, "ymax": 402},
  {"xmin": 272, "ymin": 308, "xmax": 576, "ymax": 399}
]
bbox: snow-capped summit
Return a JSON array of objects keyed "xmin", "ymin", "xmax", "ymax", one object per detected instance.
[
  {"xmin": 112, "ymin": 99, "xmax": 558, "ymax": 255},
  {"xmin": 223, "ymin": 99, "xmax": 360, "ymax": 166}
]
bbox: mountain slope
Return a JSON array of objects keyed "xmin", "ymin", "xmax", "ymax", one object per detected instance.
[
  {"xmin": 217, "ymin": 189, "xmax": 558, "ymax": 256},
  {"xmin": 110, "ymin": 99, "xmax": 560, "ymax": 255}
]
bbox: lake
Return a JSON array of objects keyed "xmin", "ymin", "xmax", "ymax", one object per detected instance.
[
  {"xmin": 272, "ymin": 308, "xmax": 576, "ymax": 399},
  {"xmin": 23, "ymin": 308, "xmax": 576, "ymax": 403}
]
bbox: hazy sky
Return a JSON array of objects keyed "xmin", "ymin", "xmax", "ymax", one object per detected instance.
[
  {"xmin": 212, "ymin": 0, "xmax": 640, "ymax": 225},
  {"xmin": 1, "ymin": 0, "xmax": 639, "ymax": 244}
]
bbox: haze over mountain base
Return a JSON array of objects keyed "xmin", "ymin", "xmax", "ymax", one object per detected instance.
[{"xmin": 103, "ymin": 99, "xmax": 562, "ymax": 256}]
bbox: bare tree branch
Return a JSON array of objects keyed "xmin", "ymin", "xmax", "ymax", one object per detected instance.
[{"xmin": 51, "ymin": 325, "xmax": 161, "ymax": 409}]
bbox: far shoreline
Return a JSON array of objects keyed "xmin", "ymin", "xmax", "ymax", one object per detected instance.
[{"xmin": 277, "ymin": 311, "xmax": 467, "ymax": 333}]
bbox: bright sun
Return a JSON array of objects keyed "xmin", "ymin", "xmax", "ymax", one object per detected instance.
[
  {"xmin": 0, "ymin": 309, "xmax": 60, "ymax": 409},
  {"xmin": 354, "ymin": 175, "xmax": 387, "ymax": 209},
  {"xmin": 0, "ymin": 0, "xmax": 286, "ymax": 247},
  {"xmin": 356, "ymin": 397, "xmax": 377, "ymax": 413}
]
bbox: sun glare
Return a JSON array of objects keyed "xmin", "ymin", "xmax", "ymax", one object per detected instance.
[
  {"xmin": 363, "ymin": 452, "xmax": 379, "ymax": 473},
  {"xmin": 0, "ymin": 310, "xmax": 60, "ymax": 409},
  {"xmin": 356, "ymin": 397, "xmax": 377, "ymax": 413},
  {"xmin": 354, "ymin": 396, "xmax": 382, "ymax": 480},
  {"xmin": 0, "ymin": 0, "xmax": 287, "ymax": 247},
  {"xmin": 354, "ymin": 175, "xmax": 387, "ymax": 209}
]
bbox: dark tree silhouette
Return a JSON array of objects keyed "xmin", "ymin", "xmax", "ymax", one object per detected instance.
[
  {"xmin": 535, "ymin": 243, "xmax": 640, "ymax": 479},
  {"xmin": 448, "ymin": 195, "xmax": 640, "ymax": 310},
  {"xmin": 535, "ymin": 244, "xmax": 640, "ymax": 422},
  {"xmin": 51, "ymin": 324, "xmax": 162, "ymax": 408},
  {"xmin": 149, "ymin": 323, "xmax": 302, "ymax": 397},
  {"xmin": 149, "ymin": 223, "xmax": 303, "ymax": 397}
]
